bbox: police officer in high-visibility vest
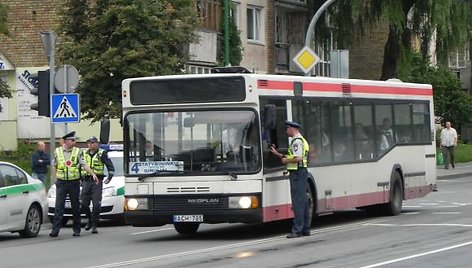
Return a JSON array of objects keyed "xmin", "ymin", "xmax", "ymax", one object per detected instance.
[
  {"xmin": 81, "ymin": 136, "xmax": 115, "ymax": 234},
  {"xmin": 270, "ymin": 120, "xmax": 311, "ymax": 238},
  {"xmin": 50, "ymin": 131, "xmax": 98, "ymax": 237}
]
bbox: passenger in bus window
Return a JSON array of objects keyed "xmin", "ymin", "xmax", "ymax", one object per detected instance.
[
  {"xmin": 355, "ymin": 123, "xmax": 370, "ymax": 159},
  {"xmin": 378, "ymin": 118, "xmax": 395, "ymax": 152}
]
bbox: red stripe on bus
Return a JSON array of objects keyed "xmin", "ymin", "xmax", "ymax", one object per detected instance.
[
  {"xmin": 257, "ymin": 80, "xmax": 432, "ymax": 96},
  {"xmin": 262, "ymin": 184, "xmax": 434, "ymax": 222}
]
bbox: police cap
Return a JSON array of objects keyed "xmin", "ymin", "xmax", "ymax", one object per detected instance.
[
  {"xmin": 86, "ymin": 136, "xmax": 99, "ymax": 143},
  {"xmin": 62, "ymin": 131, "xmax": 76, "ymax": 140},
  {"xmin": 285, "ymin": 120, "xmax": 301, "ymax": 129}
]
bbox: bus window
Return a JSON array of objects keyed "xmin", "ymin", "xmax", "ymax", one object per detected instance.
[
  {"xmin": 330, "ymin": 102, "xmax": 354, "ymax": 162},
  {"xmin": 375, "ymin": 104, "xmax": 395, "ymax": 155},
  {"xmin": 394, "ymin": 103, "xmax": 413, "ymax": 144},
  {"xmin": 353, "ymin": 105, "xmax": 375, "ymax": 160},
  {"xmin": 412, "ymin": 103, "xmax": 431, "ymax": 143},
  {"xmin": 261, "ymin": 99, "xmax": 287, "ymax": 169}
]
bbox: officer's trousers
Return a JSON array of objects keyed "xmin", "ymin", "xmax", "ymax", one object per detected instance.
[
  {"xmin": 81, "ymin": 176, "xmax": 103, "ymax": 224},
  {"xmin": 51, "ymin": 179, "xmax": 81, "ymax": 235},
  {"xmin": 289, "ymin": 168, "xmax": 311, "ymax": 234}
]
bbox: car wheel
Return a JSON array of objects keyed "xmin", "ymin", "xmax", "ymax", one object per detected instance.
[{"xmin": 19, "ymin": 205, "xmax": 42, "ymax": 238}]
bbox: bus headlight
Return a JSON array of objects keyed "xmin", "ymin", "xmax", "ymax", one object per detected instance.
[
  {"xmin": 125, "ymin": 198, "xmax": 148, "ymax": 211},
  {"xmin": 229, "ymin": 196, "xmax": 259, "ymax": 209}
]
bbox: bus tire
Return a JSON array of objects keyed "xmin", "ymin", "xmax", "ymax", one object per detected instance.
[
  {"xmin": 306, "ymin": 181, "xmax": 316, "ymax": 220},
  {"xmin": 174, "ymin": 223, "xmax": 200, "ymax": 235},
  {"xmin": 19, "ymin": 204, "xmax": 42, "ymax": 238},
  {"xmin": 382, "ymin": 171, "xmax": 403, "ymax": 216}
]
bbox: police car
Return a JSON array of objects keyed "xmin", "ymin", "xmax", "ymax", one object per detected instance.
[
  {"xmin": 0, "ymin": 162, "xmax": 48, "ymax": 237},
  {"xmin": 47, "ymin": 145, "xmax": 125, "ymax": 224}
]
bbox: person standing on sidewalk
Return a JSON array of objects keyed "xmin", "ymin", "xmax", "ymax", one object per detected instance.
[
  {"xmin": 270, "ymin": 120, "xmax": 311, "ymax": 238},
  {"xmin": 31, "ymin": 141, "xmax": 50, "ymax": 183},
  {"xmin": 440, "ymin": 121, "xmax": 458, "ymax": 169},
  {"xmin": 81, "ymin": 136, "xmax": 115, "ymax": 234}
]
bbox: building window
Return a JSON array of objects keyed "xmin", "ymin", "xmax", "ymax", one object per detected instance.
[
  {"xmin": 187, "ymin": 65, "xmax": 212, "ymax": 74},
  {"xmin": 231, "ymin": 1, "xmax": 241, "ymax": 30},
  {"xmin": 247, "ymin": 6, "xmax": 263, "ymax": 42},
  {"xmin": 449, "ymin": 46, "xmax": 470, "ymax": 69}
]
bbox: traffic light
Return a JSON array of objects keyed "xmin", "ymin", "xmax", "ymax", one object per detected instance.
[{"xmin": 30, "ymin": 70, "xmax": 50, "ymax": 117}]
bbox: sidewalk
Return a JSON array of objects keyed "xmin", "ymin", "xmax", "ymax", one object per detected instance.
[{"xmin": 437, "ymin": 162, "xmax": 472, "ymax": 180}]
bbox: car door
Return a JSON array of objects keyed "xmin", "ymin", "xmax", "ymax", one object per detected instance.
[
  {"xmin": 0, "ymin": 167, "xmax": 8, "ymax": 228},
  {"xmin": 1, "ymin": 164, "xmax": 29, "ymax": 227}
]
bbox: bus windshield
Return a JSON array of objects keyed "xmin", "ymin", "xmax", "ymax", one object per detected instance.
[{"xmin": 124, "ymin": 109, "xmax": 261, "ymax": 176}]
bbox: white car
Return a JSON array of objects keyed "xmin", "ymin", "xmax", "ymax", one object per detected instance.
[
  {"xmin": 0, "ymin": 162, "xmax": 48, "ymax": 237},
  {"xmin": 47, "ymin": 150, "xmax": 125, "ymax": 224}
]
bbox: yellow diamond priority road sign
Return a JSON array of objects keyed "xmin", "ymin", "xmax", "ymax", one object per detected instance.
[{"xmin": 293, "ymin": 46, "xmax": 320, "ymax": 74}]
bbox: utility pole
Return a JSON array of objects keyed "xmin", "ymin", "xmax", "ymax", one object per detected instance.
[
  {"xmin": 223, "ymin": 0, "xmax": 230, "ymax": 66},
  {"xmin": 40, "ymin": 31, "xmax": 57, "ymax": 187},
  {"xmin": 304, "ymin": 0, "xmax": 337, "ymax": 76}
]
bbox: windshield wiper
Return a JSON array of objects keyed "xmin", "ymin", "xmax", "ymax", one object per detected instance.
[
  {"xmin": 137, "ymin": 171, "xmax": 160, "ymax": 182},
  {"xmin": 219, "ymin": 167, "xmax": 238, "ymax": 180}
]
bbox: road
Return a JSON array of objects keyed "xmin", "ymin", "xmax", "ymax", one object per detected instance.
[{"xmin": 1, "ymin": 177, "xmax": 472, "ymax": 268}]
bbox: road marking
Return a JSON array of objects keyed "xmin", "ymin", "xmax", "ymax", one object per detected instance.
[
  {"xmin": 364, "ymin": 223, "xmax": 472, "ymax": 228},
  {"xmin": 90, "ymin": 218, "xmax": 388, "ymax": 268},
  {"xmin": 130, "ymin": 227, "xmax": 174, "ymax": 235},
  {"xmin": 402, "ymin": 205, "xmax": 422, "ymax": 208},
  {"xmin": 360, "ymin": 240, "xmax": 472, "ymax": 268},
  {"xmin": 420, "ymin": 203, "xmax": 439, "ymax": 205}
]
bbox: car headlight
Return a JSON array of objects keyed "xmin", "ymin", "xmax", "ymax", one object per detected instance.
[
  {"xmin": 228, "ymin": 196, "xmax": 259, "ymax": 209},
  {"xmin": 125, "ymin": 198, "xmax": 148, "ymax": 210},
  {"xmin": 47, "ymin": 185, "xmax": 56, "ymax": 198},
  {"xmin": 102, "ymin": 186, "xmax": 117, "ymax": 197}
]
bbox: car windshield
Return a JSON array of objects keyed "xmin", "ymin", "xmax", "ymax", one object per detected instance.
[
  {"xmin": 124, "ymin": 109, "xmax": 261, "ymax": 176},
  {"xmin": 108, "ymin": 155, "xmax": 124, "ymax": 176}
]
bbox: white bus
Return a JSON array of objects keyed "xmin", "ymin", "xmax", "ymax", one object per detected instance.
[{"xmin": 122, "ymin": 71, "xmax": 436, "ymax": 234}]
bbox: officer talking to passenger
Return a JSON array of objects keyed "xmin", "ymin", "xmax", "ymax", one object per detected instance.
[
  {"xmin": 50, "ymin": 131, "xmax": 98, "ymax": 238},
  {"xmin": 81, "ymin": 136, "xmax": 115, "ymax": 234},
  {"xmin": 270, "ymin": 120, "xmax": 311, "ymax": 238}
]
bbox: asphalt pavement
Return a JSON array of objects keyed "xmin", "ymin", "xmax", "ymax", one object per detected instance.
[{"xmin": 437, "ymin": 161, "xmax": 472, "ymax": 180}]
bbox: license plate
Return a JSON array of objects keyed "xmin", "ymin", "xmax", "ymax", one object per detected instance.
[
  {"xmin": 173, "ymin": 215, "xmax": 204, "ymax": 223},
  {"xmin": 65, "ymin": 200, "xmax": 71, "ymax": 208}
]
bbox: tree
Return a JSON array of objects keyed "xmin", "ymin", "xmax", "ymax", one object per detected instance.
[
  {"xmin": 398, "ymin": 52, "xmax": 472, "ymax": 128},
  {"xmin": 0, "ymin": 2, "xmax": 12, "ymax": 109},
  {"xmin": 58, "ymin": 0, "xmax": 199, "ymax": 122},
  {"xmin": 313, "ymin": 0, "xmax": 472, "ymax": 80},
  {"xmin": 217, "ymin": 6, "xmax": 243, "ymax": 67}
]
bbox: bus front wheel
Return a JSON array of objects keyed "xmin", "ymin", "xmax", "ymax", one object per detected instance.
[
  {"xmin": 382, "ymin": 171, "xmax": 403, "ymax": 216},
  {"xmin": 174, "ymin": 223, "xmax": 200, "ymax": 235}
]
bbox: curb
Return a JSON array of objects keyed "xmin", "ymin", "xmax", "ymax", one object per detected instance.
[{"xmin": 437, "ymin": 172, "xmax": 472, "ymax": 180}]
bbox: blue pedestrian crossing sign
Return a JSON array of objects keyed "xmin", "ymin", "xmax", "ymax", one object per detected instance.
[{"xmin": 51, "ymin": 93, "xmax": 80, "ymax": 123}]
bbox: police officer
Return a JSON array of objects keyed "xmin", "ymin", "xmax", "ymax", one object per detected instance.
[
  {"xmin": 81, "ymin": 136, "xmax": 115, "ymax": 234},
  {"xmin": 270, "ymin": 120, "xmax": 311, "ymax": 238},
  {"xmin": 50, "ymin": 131, "xmax": 98, "ymax": 237}
]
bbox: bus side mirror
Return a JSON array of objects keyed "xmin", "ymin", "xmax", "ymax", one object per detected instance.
[
  {"xmin": 100, "ymin": 118, "xmax": 110, "ymax": 144},
  {"xmin": 263, "ymin": 104, "xmax": 276, "ymax": 129},
  {"xmin": 184, "ymin": 117, "xmax": 195, "ymax": 127}
]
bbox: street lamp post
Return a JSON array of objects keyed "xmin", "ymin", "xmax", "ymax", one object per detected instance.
[
  {"xmin": 40, "ymin": 31, "xmax": 57, "ymax": 186},
  {"xmin": 304, "ymin": 0, "xmax": 337, "ymax": 76}
]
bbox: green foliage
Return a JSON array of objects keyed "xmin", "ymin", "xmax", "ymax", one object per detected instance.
[
  {"xmin": 0, "ymin": 79, "xmax": 12, "ymax": 98},
  {"xmin": 449, "ymin": 143, "xmax": 472, "ymax": 163},
  {"xmin": 217, "ymin": 7, "xmax": 243, "ymax": 66},
  {"xmin": 58, "ymin": 0, "xmax": 199, "ymax": 122},
  {"xmin": 314, "ymin": 0, "xmax": 472, "ymax": 78},
  {"xmin": 0, "ymin": 141, "xmax": 35, "ymax": 172},
  {"xmin": 398, "ymin": 52, "xmax": 472, "ymax": 127}
]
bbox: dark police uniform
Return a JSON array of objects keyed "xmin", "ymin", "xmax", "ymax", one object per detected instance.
[
  {"xmin": 50, "ymin": 131, "xmax": 87, "ymax": 237},
  {"xmin": 81, "ymin": 136, "xmax": 115, "ymax": 234},
  {"xmin": 285, "ymin": 122, "xmax": 311, "ymax": 237}
]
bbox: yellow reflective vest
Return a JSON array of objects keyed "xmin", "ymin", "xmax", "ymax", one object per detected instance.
[
  {"xmin": 55, "ymin": 147, "xmax": 81, "ymax": 180},
  {"xmin": 286, "ymin": 135, "xmax": 309, "ymax": 170},
  {"xmin": 82, "ymin": 149, "xmax": 105, "ymax": 175}
]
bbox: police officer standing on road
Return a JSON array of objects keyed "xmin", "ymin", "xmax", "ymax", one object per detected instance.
[
  {"xmin": 270, "ymin": 120, "xmax": 311, "ymax": 238},
  {"xmin": 50, "ymin": 131, "xmax": 98, "ymax": 238},
  {"xmin": 81, "ymin": 136, "xmax": 115, "ymax": 234}
]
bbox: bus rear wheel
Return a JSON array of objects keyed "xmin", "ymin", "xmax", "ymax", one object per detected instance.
[{"xmin": 174, "ymin": 223, "xmax": 200, "ymax": 235}]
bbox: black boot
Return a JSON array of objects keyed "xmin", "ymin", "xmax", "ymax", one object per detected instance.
[
  {"xmin": 85, "ymin": 219, "xmax": 92, "ymax": 231},
  {"xmin": 91, "ymin": 222, "xmax": 98, "ymax": 234}
]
